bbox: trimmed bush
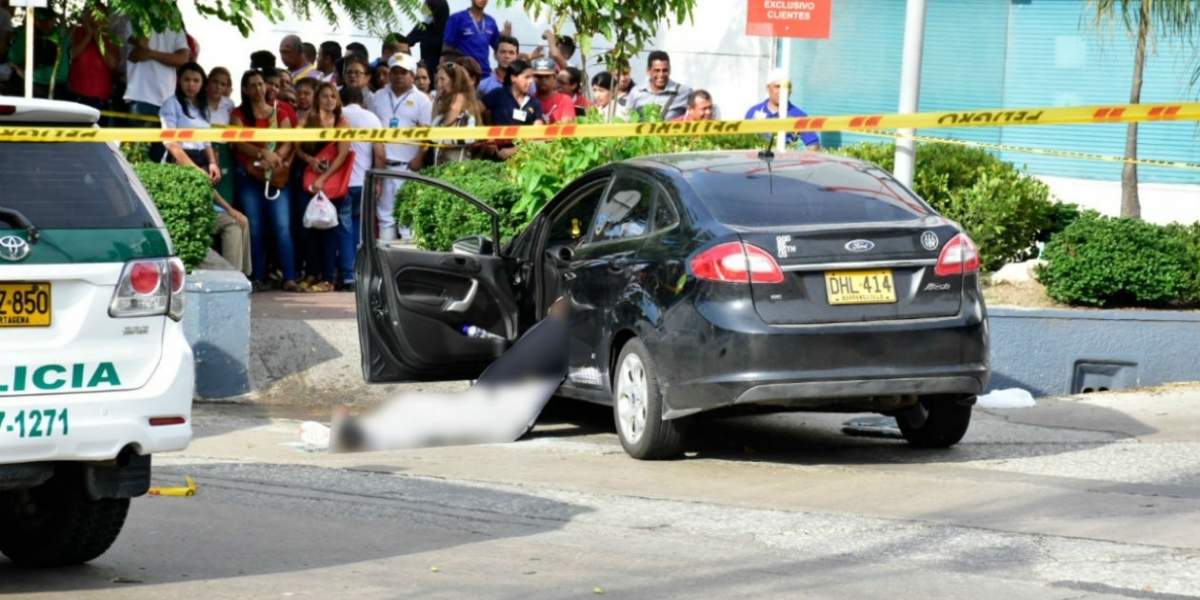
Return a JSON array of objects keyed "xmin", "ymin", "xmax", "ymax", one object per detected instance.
[
  {"xmin": 1035, "ymin": 212, "xmax": 1200, "ymax": 307},
  {"xmin": 835, "ymin": 142, "xmax": 1056, "ymax": 272},
  {"xmin": 132, "ymin": 162, "xmax": 216, "ymax": 272},
  {"xmin": 395, "ymin": 161, "xmax": 528, "ymax": 252}
]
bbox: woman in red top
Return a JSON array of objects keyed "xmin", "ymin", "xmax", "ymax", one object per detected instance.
[
  {"xmin": 293, "ymin": 82, "xmax": 352, "ymax": 293},
  {"xmin": 230, "ymin": 69, "xmax": 301, "ymax": 292},
  {"xmin": 68, "ymin": 2, "xmax": 117, "ymax": 119}
]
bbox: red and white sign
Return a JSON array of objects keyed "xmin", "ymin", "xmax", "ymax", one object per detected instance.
[{"xmin": 746, "ymin": 0, "xmax": 832, "ymax": 39}]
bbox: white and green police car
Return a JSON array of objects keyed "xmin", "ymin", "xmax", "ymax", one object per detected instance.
[{"xmin": 0, "ymin": 98, "xmax": 194, "ymax": 567}]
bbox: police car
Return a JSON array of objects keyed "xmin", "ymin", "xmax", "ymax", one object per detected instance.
[{"xmin": 0, "ymin": 98, "xmax": 194, "ymax": 567}]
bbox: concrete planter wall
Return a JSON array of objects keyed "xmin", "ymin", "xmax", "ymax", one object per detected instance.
[
  {"xmin": 987, "ymin": 307, "xmax": 1200, "ymax": 397},
  {"xmin": 182, "ymin": 251, "xmax": 252, "ymax": 399}
]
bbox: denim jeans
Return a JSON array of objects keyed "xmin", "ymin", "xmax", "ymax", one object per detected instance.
[
  {"xmin": 291, "ymin": 177, "xmax": 321, "ymax": 279},
  {"xmin": 337, "ymin": 187, "xmax": 363, "ymax": 284},
  {"xmin": 237, "ymin": 168, "xmax": 297, "ymax": 283}
]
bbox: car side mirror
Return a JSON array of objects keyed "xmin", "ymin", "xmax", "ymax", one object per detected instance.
[{"xmin": 452, "ymin": 235, "xmax": 494, "ymax": 256}]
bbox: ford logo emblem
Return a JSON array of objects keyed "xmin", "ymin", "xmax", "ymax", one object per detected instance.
[{"xmin": 844, "ymin": 239, "xmax": 875, "ymax": 253}]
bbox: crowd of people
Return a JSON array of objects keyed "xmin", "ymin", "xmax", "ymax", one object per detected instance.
[{"xmin": 0, "ymin": 0, "xmax": 821, "ymax": 294}]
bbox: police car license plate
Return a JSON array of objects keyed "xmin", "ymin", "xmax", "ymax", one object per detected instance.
[
  {"xmin": 0, "ymin": 282, "xmax": 51, "ymax": 327},
  {"xmin": 0, "ymin": 409, "xmax": 69, "ymax": 438},
  {"xmin": 825, "ymin": 270, "xmax": 897, "ymax": 305}
]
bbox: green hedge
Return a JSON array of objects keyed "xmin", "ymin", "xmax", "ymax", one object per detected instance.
[
  {"xmin": 1034, "ymin": 212, "xmax": 1200, "ymax": 307},
  {"xmin": 833, "ymin": 142, "xmax": 1056, "ymax": 272},
  {"xmin": 132, "ymin": 162, "xmax": 216, "ymax": 272},
  {"xmin": 395, "ymin": 161, "xmax": 528, "ymax": 252}
]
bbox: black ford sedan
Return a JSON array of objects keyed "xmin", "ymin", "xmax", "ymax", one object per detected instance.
[{"xmin": 355, "ymin": 151, "xmax": 990, "ymax": 460}]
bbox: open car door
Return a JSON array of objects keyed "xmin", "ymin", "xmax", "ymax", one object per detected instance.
[{"xmin": 356, "ymin": 169, "xmax": 520, "ymax": 383}]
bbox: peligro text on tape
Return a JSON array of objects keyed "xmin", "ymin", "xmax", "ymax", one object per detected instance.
[
  {"xmin": 0, "ymin": 102, "xmax": 1196, "ymax": 143},
  {"xmin": 854, "ymin": 130, "xmax": 1200, "ymax": 170}
]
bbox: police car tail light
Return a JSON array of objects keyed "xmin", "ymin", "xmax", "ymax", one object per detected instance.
[
  {"xmin": 934, "ymin": 233, "xmax": 981, "ymax": 277},
  {"xmin": 691, "ymin": 242, "xmax": 784, "ymax": 284},
  {"xmin": 167, "ymin": 257, "xmax": 186, "ymax": 322},
  {"xmin": 109, "ymin": 259, "xmax": 170, "ymax": 318}
]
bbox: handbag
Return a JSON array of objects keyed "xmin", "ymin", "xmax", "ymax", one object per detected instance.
[{"xmin": 302, "ymin": 143, "xmax": 356, "ymax": 200}]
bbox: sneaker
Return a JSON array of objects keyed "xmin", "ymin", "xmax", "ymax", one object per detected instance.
[{"xmin": 337, "ymin": 281, "xmax": 355, "ymax": 292}]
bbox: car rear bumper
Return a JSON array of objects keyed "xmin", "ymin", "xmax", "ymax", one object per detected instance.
[
  {"xmin": 0, "ymin": 321, "xmax": 194, "ymax": 464},
  {"xmin": 649, "ymin": 290, "xmax": 989, "ymax": 418}
]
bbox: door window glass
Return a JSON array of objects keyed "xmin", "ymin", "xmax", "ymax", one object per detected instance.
[
  {"xmin": 652, "ymin": 194, "xmax": 678, "ymax": 231},
  {"xmin": 592, "ymin": 176, "xmax": 653, "ymax": 242},
  {"xmin": 546, "ymin": 180, "xmax": 608, "ymax": 248}
]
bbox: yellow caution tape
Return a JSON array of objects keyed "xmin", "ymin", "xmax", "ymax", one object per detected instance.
[
  {"xmin": 147, "ymin": 475, "xmax": 196, "ymax": 497},
  {"xmin": 1, "ymin": 102, "xmax": 1195, "ymax": 144},
  {"xmin": 855, "ymin": 130, "xmax": 1200, "ymax": 170}
]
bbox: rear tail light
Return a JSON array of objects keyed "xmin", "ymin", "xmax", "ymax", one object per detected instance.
[
  {"xmin": 690, "ymin": 242, "xmax": 785, "ymax": 284},
  {"xmin": 109, "ymin": 258, "xmax": 186, "ymax": 321},
  {"xmin": 934, "ymin": 233, "xmax": 981, "ymax": 277},
  {"xmin": 167, "ymin": 257, "xmax": 186, "ymax": 321}
]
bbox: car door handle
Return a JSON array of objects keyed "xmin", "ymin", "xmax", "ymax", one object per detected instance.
[
  {"xmin": 439, "ymin": 255, "xmax": 480, "ymax": 272},
  {"xmin": 445, "ymin": 279, "xmax": 478, "ymax": 313}
]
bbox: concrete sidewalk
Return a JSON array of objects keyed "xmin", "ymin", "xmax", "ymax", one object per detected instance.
[{"xmin": 243, "ymin": 290, "xmax": 467, "ymax": 407}]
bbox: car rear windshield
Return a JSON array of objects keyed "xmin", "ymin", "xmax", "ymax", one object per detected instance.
[
  {"xmin": 688, "ymin": 159, "xmax": 934, "ymax": 228},
  {"xmin": 0, "ymin": 142, "xmax": 157, "ymax": 230}
]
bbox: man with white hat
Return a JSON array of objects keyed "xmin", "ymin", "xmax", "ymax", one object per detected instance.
[
  {"xmin": 368, "ymin": 52, "xmax": 433, "ymax": 241},
  {"xmin": 745, "ymin": 68, "xmax": 820, "ymax": 150}
]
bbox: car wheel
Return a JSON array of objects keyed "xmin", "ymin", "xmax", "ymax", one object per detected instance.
[
  {"xmin": 0, "ymin": 467, "xmax": 130, "ymax": 567},
  {"xmin": 896, "ymin": 396, "xmax": 974, "ymax": 449},
  {"xmin": 613, "ymin": 339, "xmax": 686, "ymax": 460}
]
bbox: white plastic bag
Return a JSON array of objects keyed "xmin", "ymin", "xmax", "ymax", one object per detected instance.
[{"xmin": 303, "ymin": 192, "xmax": 339, "ymax": 230}]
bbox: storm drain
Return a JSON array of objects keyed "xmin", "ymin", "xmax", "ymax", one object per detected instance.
[{"xmin": 1072, "ymin": 360, "xmax": 1139, "ymax": 394}]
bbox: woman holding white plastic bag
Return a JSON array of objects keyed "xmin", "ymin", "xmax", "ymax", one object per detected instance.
[{"xmin": 294, "ymin": 82, "xmax": 352, "ymax": 293}]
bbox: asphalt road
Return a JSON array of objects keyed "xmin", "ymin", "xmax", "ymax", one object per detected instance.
[{"xmin": 2, "ymin": 386, "xmax": 1198, "ymax": 600}]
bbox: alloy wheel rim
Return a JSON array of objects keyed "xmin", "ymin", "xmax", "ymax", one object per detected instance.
[{"xmin": 616, "ymin": 353, "xmax": 648, "ymax": 444}]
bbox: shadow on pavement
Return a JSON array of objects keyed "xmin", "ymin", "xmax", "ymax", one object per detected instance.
[
  {"xmin": 0, "ymin": 463, "xmax": 591, "ymax": 592},
  {"xmin": 525, "ymin": 394, "xmax": 1162, "ymax": 468}
]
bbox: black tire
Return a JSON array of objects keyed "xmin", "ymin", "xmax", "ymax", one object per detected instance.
[
  {"xmin": 896, "ymin": 396, "xmax": 974, "ymax": 448},
  {"xmin": 0, "ymin": 466, "xmax": 130, "ymax": 568},
  {"xmin": 612, "ymin": 339, "xmax": 686, "ymax": 460}
]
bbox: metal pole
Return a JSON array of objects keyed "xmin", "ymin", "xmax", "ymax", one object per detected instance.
[
  {"xmin": 24, "ymin": 6, "xmax": 34, "ymax": 98},
  {"xmin": 893, "ymin": 0, "xmax": 927, "ymax": 187},
  {"xmin": 776, "ymin": 37, "xmax": 790, "ymax": 153}
]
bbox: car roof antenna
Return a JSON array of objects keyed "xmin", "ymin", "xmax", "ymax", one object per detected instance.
[
  {"xmin": 758, "ymin": 133, "xmax": 776, "ymax": 162},
  {"xmin": 758, "ymin": 133, "xmax": 775, "ymax": 194}
]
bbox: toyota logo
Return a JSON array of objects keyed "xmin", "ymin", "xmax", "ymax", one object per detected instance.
[{"xmin": 0, "ymin": 236, "xmax": 31, "ymax": 262}]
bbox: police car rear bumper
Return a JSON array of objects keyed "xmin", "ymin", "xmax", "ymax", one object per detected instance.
[{"xmin": 0, "ymin": 321, "xmax": 194, "ymax": 464}]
